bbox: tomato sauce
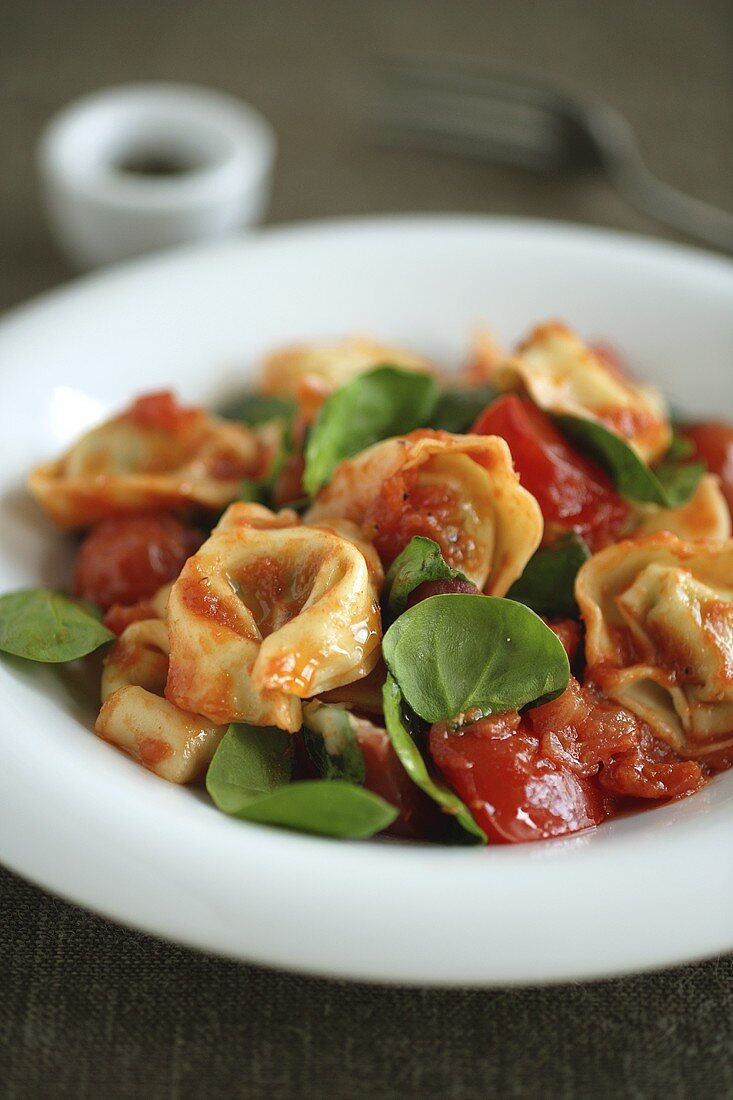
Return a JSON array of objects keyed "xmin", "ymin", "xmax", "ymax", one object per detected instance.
[
  {"xmin": 429, "ymin": 677, "xmax": 705, "ymax": 843},
  {"xmin": 362, "ymin": 466, "xmax": 470, "ymax": 569}
]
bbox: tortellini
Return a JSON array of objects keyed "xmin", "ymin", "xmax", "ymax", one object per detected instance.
[
  {"xmin": 576, "ymin": 532, "xmax": 733, "ymax": 756},
  {"xmin": 28, "ymin": 390, "xmax": 261, "ymax": 528},
  {"xmin": 165, "ymin": 503, "xmax": 383, "ymax": 732},
  {"xmin": 96, "ymin": 618, "xmax": 226, "ymax": 783},
  {"xmin": 305, "ymin": 429, "xmax": 543, "ymax": 594},
  {"xmin": 633, "ymin": 474, "xmax": 731, "ymax": 542},
  {"xmin": 482, "ymin": 322, "xmax": 671, "ymax": 463},
  {"xmin": 259, "ymin": 336, "xmax": 431, "ymax": 416}
]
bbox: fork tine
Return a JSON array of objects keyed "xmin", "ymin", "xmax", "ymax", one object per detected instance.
[{"xmin": 376, "ymin": 58, "xmax": 573, "ymax": 171}]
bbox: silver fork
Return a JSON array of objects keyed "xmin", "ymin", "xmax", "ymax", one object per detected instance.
[{"xmin": 378, "ymin": 54, "xmax": 733, "ymax": 253}]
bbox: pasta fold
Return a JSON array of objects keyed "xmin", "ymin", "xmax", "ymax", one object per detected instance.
[
  {"xmin": 28, "ymin": 390, "xmax": 261, "ymax": 528},
  {"xmin": 305, "ymin": 429, "xmax": 543, "ymax": 594},
  {"xmin": 633, "ymin": 474, "xmax": 731, "ymax": 542},
  {"xmin": 481, "ymin": 322, "xmax": 671, "ymax": 463},
  {"xmin": 96, "ymin": 618, "xmax": 226, "ymax": 783},
  {"xmin": 165, "ymin": 503, "xmax": 383, "ymax": 731},
  {"xmin": 259, "ymin": 336, "xmax": 430, "ymax": 403},
  {"xmin": 576, "ymin": 532, "xmax": 733, "ymax": 755}
]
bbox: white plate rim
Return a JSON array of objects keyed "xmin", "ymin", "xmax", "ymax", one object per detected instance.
[{"xmin": 0, "ymin": 214, "xmax": 732, "ymax": 987}]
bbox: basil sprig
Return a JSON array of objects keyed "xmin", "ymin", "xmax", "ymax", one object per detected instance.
[
  {"xmin": 383, "ymin": 537, "xmax": 467, "ymax": 618},
  {"xmin": 0, "ymin": 589, "xmax": 114, "ymax": 662},
  {"xmin": 427, "ymin": 385, "xmax": 499, "ymax": 433},
  {"xmin": 217, "ymin": 392, "xmax": 298, "ymax": 427},
  {"xmin": 555, "ymin": 414, "xmax": 703, "ymax": 507},
  {"xmin": 302, "ymin": 703, "xmax": 366, "ymax": 784},
  {"xmin": 303, "ymin": 366, "xmax": 439, "ymax": 496},
  {"xmin": 507, "ymin": 534, "xmax": 590, "ymax": 619},
  {"xmin": 206, "ymin": 724, "xmax": 396, "ymax": 839},
  {"xmin": 383, "ymin": 594, "xmax": 570, "ymax": 723},
  {"xmin": 383, "ymin": 675, "xmax": 486, "ymax": 844}
]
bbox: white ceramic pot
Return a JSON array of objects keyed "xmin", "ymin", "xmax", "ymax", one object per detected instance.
[{"xmin": 38, "ymin": 83, "xmax": 276, "ymax": 269}]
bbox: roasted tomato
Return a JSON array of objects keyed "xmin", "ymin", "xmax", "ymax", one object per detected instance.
[
  {"xmin": 73, "ymin": 512, "xmax": 202, "ymax": 611},
  {"xmin": 680, "ymin": 421, "xmax": 733, "ymax": 514},
  {"xmin": 429, "ymin": 677, "xmax": 704, "ymax": 844},
  {"xmin": 472, "ymin": 395, "xmax": 630, "ymax": 552},
  {"xmin": 429, "ymin": 710, "xmax": 606, "ymax": 844}
]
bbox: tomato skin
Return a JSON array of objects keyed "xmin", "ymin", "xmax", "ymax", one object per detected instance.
[
  {"xmin": 472, "ymin": 395, "xmax": 631, "ymax": 552},
  {"xmin": 429, "ymin": 711, "xmax": 606, "ymax": 843},
  {"xmin": 680, "ymin": 421, "xmax": 733, "ymax": 514},
  {"xmin": 124, "ymin": 391, "xmax": 201, "ymax": 435},
  {"xmin": 73, "ymin": 512, "xmax": 202, "ymax": 611},
  {"xmin": 429, "ymin": 677, "xmax": 705, "ymax": 844}
]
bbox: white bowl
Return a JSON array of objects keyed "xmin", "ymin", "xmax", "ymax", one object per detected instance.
[
  {"xmin": 0, "ymin": 216, "xmax": 732, "ymax": 985},
  {"xmin": 38, "ymin": 83, "xmax": 276, "ymax": 269}
]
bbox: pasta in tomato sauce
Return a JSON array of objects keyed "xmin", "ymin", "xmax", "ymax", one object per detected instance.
[{"xmin": 4, "ymin": 324, "xmax": 731, "ymax": 844}]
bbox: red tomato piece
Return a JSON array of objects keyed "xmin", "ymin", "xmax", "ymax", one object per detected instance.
[
  {"xmin": 472, "ymin": 395, "xmax": 631, "ymax": 552},
  {"xmin": 680, "ymin": 421, "xmax": 733, "ymax": 514},
  {"xmin": 356, "ymin": 723, "xmax": 440, "ymax": 839},
  {"xmin": 543, "ymin": 618, "xmax": 582, "ymax": 666},
  {"xmin": 124, "ymin": 391, "xmax": 202, "ymax": 435},
  {"xmin": 429, "ymin": 677, "xmax": 705, "ymax": 844},
  {"xmin": 73, "ymin": 512, "xmax": 203, "ymax": 611},
  {"xmin": 429, "ymin": 710, "xmax": 606, "ymax": 843}
]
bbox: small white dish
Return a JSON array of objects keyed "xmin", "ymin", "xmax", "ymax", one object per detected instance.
[
  {"xmin": 0, "ymin": 216, "xmax": 732, "ymax": 986},
  {"xmin": 37, "ymin": 83, "xmax": 276, "ymax": 269}
]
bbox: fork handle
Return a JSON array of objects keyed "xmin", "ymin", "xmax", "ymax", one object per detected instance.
[{"xmin": 587, "ymin": 104, "xmax": 733, "ymax": 253}]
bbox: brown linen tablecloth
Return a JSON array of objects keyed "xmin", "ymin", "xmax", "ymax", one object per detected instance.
[{"xmin": 1, "ymin": 2, "xmax": 732, "ymax": 1097}]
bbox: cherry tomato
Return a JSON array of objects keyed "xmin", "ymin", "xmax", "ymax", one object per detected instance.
[
  {"xmin": 73, "ymin": 512, "xmax": 202, "ymax": 611},
  {"xmin": 429, "ymin": 677, "xmax": 704, "ymax": 843},
  {"xmin": 472, "ymin": 395, "xmax": 630, "ymax": 551},
  {"xmin": 429, "ymin": 710, "xmax": 606, "ymax": 843},
  {"xmin": 680, "ymin": 421, "xmax": 733, "ymax": 514},
  {"xmin": 124, "ymin": 391, "xmax": 201, "ymax": 435}
]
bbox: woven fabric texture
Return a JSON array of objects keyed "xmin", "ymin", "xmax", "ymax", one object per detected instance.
[{"xmin": 1, "ymin": 1, "xmax": 732, "ymax": 1096}]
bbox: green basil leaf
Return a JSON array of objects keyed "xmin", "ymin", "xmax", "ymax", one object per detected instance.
[
  {"xmin": 302, "ymin": 703, "xmax": 366, "ymax": 784},
  {"xmin": 224, "ymin": 781, "xmax": 397, "ymax": 838},
  {"xmin": 217, "ymin": 393, "xmax": 298, "ymax": 427},
  {"xmin": 654, "ymin": 460, "xmax": 706, "ymax": 505},
  {"xmin": 506, "ymin": 534, "xmax": 590, "ymax": 619},
  {"xmin": 383, "ymin": 536, "xmax": 466, "ymax": 618},
  {"xmin": 554, "ymin": 414, "xmax": 701, "ymax": 507},
  {"xmin": 236, "ymin": 418, "xmax": 293, "ymax": 507},
  {"xmin": 0, "ymin": 588, "xmax": 114, "ymax": 663},
  {"xmin": 303, "ymin": 366, "xmax": 440, "ymax": 495},
  {"xmin": 665, "ymin": 429, "xmax": 695, "ymax": 463},
  {"xmin": 383, "ymin": 674, "xmax": 486, "ymax": 844},
  {"xmin": 383, "ymin": 594, "xmax": 570, "ymax": 723},
  {"xmin": 207, "ymin": 724, "xmax": 395, "ymax": 838},
  {"xmin": 427, "ymin": 385, "xmax": 499, "ymax": 433}
]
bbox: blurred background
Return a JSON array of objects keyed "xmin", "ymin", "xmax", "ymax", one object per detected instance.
[
  {"xmin": 2, "ymin": 0, "xmax": 732, "ymax": 310},
  {"xmin": 2, "ymin": 4, "xmax": 733, "ymax": 1097}
]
